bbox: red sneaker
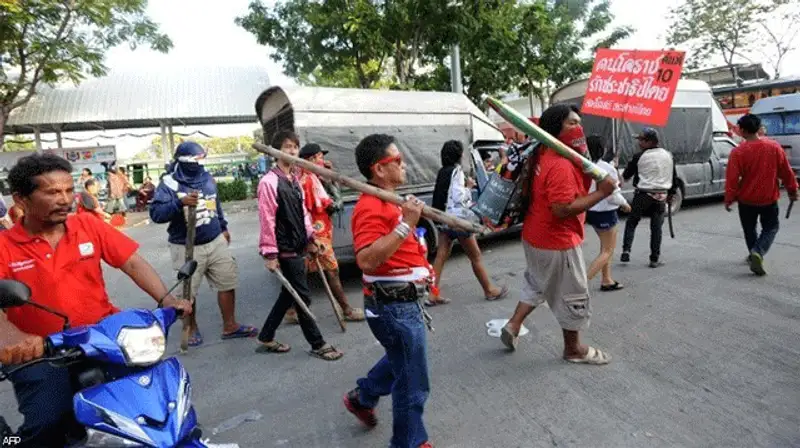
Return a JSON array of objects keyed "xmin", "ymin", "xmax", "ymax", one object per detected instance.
[
  {"xmin": 419, "ymin": 442, "xmax": 434, "ymax": 448},
  {"xmin": 343, "ymin": 389, "xmax": 378, "ymax": 428}
]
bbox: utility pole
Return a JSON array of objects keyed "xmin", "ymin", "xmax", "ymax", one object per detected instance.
[{"xmin": 450, "ymin": 44, "xmax": 463, "ymax": 94}]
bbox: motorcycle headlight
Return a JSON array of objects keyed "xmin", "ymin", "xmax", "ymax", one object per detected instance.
[
  {"xmin": 116, "ymin": 323, "xmax": 166, "ymax": 366},
  {"xmin": 84, "ymin": 428, "xmax": 144, "ymax": 447}
]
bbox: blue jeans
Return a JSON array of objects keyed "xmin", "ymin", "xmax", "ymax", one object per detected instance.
[
  {"xmin": 738, "ymin": 202, "xmax": 780, "ymax": 257},
  {"xmin": 356, "ymin": 299, "xmax": 430, "ymax": 448},
  {"xmin": 7, "ymin": 362, "xmax": 81, "ymax": 447}
]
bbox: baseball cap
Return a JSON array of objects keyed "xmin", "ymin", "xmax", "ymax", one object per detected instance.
[
  {"xmin": 634, "ymin": 127, "xmax": 659, "ymax": 143},
  {"xmin": 299, "ymin": 143, "xmax": 328, "ymax": 159}
]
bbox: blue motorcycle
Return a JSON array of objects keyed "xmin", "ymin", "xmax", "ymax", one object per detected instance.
[{"xmin": 0, "ymin": 261, "xmax": 238, "ymax": 447}]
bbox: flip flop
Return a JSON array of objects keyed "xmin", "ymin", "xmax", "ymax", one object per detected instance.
[
  {"xmin": 221, "ymin": 324, "xmax": 258, "ymax": 340},
  {"xmin": 600, "ymin": 282, "xmax": 624, "ymax": 291},
  {"xmin": 485, "ymin": 285, "xmax": 509, "ymax": 301},
  {"xmin": 424, "ymin": 297, "xmax": 451, "ymax": 307},
  {"xmin": 565, "ymin": 346, "xmax": 611, "ymax": 365},
  {"xmin": 188, "ymin": 331, "xmax": 204, "ymax": 347},
  {"xmin": 309, "ymin": 344, "xmax": 343, "ymax": 361},
  {"xmin": 255, "ymin": 340, "xmax": 291, "ymax": 353}
]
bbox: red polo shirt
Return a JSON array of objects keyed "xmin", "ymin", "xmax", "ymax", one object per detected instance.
[
  {"xmin": 352, "ymin": 194, "xmax": 428, "ymax": 276},
  {"xmin": 0, "ymin": 214, "xmax": 139, "ymax": 337}
]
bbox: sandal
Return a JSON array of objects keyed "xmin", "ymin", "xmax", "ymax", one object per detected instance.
[
  {"xmin": 309, "ymin": 344, "xmax": 343, "ymax": 361},
  {"xmin": 500, "ymin": 324, "xmax": 518, "ymax": 351},
  {"xmin": 485, "ymin": 285, "xmax": 509, "ymax": 301},
  {"xmin": 344, "ymin": 308, "xmax": 365, "ymax": 322},
  {"xmin": 255, "ymin": 340, "xmax": 291, "ymax": 353},
  {"xmin": 565, "ymin": 346, "xmax": 611, "ymax": 365},
  {"xmin": 221, "ymin": 324, "xmax": 258, "ymax": 340},
  {"xmin": 424, "ymin": 297, "xmax": 451, "ymax": 307},
  {"xmin": 600, "ymin": 282, "xmax": 624, "ymax": 291},
  {"xmin": 188, "ymin": 331, "xmax": 203, "ymax": 347}
]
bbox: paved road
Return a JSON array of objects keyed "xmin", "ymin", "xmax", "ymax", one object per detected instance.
[{"xmin": 2, "ymin": 199, "xmax": 799, "ymax": 447}]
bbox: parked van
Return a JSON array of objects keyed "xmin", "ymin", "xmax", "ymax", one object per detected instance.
[
  {"xmin": 750, "ymin": 93, "xmax": 800, "ymax": 180},
  {"xmin": 254, "ymin": 86, "xmax": 506, "ymax": 261},
  {"xmin": 551, "ymin": 79, "xmax": 736, "ymax": 211}
]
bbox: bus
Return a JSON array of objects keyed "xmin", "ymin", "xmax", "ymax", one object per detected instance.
[{"xmin": 713, "ymin": 77, "xmax": 800, "ymax": 133}]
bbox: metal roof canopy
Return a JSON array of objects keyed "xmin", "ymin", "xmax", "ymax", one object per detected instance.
[{"xmin": 6, "ymin": 66, "xmax": 271, "ymax": 134}]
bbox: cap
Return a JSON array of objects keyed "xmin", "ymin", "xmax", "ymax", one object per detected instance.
[
  {"xmin": 299, "ymin": 143, "xmax": 328, "ymax": 159},
  {"xmin": 634, "ymin": 127, "xmax": 659, "ymax": 143}
]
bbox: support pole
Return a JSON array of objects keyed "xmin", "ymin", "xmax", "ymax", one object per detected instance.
[
  {"xmin": 450, "ymin": 44, "xmax": 463, "ymax": 94},
  {"xmin": 33, "ymin": 127, "xmax": 42, "ymax": 151},
  {"xmin": 160, "ymin": 122, "xmax": 170, "ymax": 168},
  {"xmin": 167, "ymin": 123, "xmax": 175, "ymax": 154},
  {"xmin": 55, "ymin": 126, "xmax": 63, "ymax": 148}
]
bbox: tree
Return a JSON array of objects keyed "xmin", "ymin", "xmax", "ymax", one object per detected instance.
[
  {"xmin": 0, "ymin": 0, "xmax": 172, "ymax": 150},
  {"xmin": 756, "ymin": 2, "xmax": 800, "ymax": 78},
  {"xmin": 236, "ymin": 0, "xmax": 462, "ymax": 89},
  {"xmin": 515, "ymin": 0, "xmax": 631, "ymax": 110},
  {"xmin": 667, "ymin": 0, "xmax": 787, "ymax": 82}
]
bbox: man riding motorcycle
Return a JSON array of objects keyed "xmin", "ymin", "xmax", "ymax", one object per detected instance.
[{"xmin": 0, "ymin": 153, "xmax": 192, "ymax": 447}]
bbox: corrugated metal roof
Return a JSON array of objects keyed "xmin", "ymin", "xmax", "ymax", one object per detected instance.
[{"xmin": 6, "ymin": 66, "xmax": 270, "ymax": 133}]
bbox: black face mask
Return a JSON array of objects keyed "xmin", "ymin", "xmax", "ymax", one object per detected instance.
[{"xmin": 178, "ymin": 162, "xmax": 203, "ymax": 176}]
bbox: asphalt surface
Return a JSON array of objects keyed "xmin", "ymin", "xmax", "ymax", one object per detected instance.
[{"xmin": 2, "ymin": 198, "xmax": 799, "ymax": 447}]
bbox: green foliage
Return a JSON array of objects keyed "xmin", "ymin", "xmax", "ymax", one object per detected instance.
[
  {"xmin": 667, "ymin": 0, "xmax": 787, "ymax": 75},
  {"xmin": 237, "ymin": 0, "xmax": 630, "ymax": 107},
  {"xmin": 216, "ymin": 179, "xmax": 250, "ymax": 202},
  {"xmin": 0, "ymin": 0, "xmax": 171, "ymax": 148},
  {"xmin": 250, "ymin": 178, "xmax": 259, "ymax": 198},
  {"xmin": 1, "ymin": 136, "xmax": 35, "ymax": 151}
]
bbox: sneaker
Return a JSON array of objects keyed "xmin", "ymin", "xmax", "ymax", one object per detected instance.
[
  {"xmin": 620, "ymin": 252, "xmax": 630, "ymax": 263},
  {"xmin": 648, "ymin": 260, "xmax": 664, "ymax": 268},
  {"xmin": 748, "ymin": 252, "xmax": 766, "ymax": 276},
  {"xmin": 343, "ymin": 389, "xmax": 377, "ymax": 428}
]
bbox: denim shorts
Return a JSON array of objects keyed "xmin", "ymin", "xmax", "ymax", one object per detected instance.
[
  {"xmin": 436, "ymin": 224, "xmax": 472, "ymax": 240},
  {"xmin": 586, "ymin": 210, "xmax": 619, "ymax": 231}
]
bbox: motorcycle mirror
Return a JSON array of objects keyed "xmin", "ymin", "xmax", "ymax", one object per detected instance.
[
  {"xmin": 0, "ymin": 280, "xmax": 31, "ymax": 309},
  {"xmin": 177, "ymin": 260, "xmax": 198, "ymax": 280}
]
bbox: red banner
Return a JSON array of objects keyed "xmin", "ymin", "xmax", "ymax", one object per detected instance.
[{"xmin": 581, "ymin": 49, "xmax": 686, "ymax": 127}]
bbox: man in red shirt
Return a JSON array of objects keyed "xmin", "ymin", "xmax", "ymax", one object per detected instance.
[
  {"xmin": 499, "ymin": 104, "xmax": 616, "ymax": 365},
  {"xmin": 295, "ymin": 143, "xmax": 364, "ymax": 322},
  {"xmin": 725, "ymin": 114, "xmax": 798, "ymax": 276},
  {"xmin": 341, "ymin": 134, "xmax": 433, "ymax": 448},
  {"xmin": 0, "ymin": 154, "xmax": 191, "ymax": 446}
]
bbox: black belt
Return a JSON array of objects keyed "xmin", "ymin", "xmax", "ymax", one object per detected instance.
[{"xmin": 364, "ymin": 281, "xmax": 428, "ymax": 305}]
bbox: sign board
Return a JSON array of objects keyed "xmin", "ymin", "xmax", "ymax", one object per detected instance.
[
  {"xmin": 581, "ymin": 49, "xmax": 685, "ymax": 127},
  {"xmin": 472, "ymin": 173, "xmax": 517, "ymax": 225},
  {"xmin": 43, "ymin": 146, "xmax": 117, "ymax": 165}
]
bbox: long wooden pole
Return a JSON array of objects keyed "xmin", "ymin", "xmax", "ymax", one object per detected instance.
[
  {"xmin": 179, "ymin": 202, "xmax": 197, "ymax": 354},
  {"xmin": 253, "ymin": 142, "xmax": 490, "ymax": 235},
  {"xmin": 485, "ymin": 96, "xmax": 610, "ymax": 182}
]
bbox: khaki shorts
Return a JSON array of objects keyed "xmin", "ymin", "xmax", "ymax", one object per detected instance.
[
  {"xmin": 520, "ymin": 241, "xmax": 591, "ymax": 331},
  {"xmin": 170, "ymin": 234, "xmax": 238, "ymax": 298}
]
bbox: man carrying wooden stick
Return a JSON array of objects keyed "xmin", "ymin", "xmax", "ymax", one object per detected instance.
[
  {"xmin": 150, "ymin": 142, "xmax": 257, "ymax": 347},
  {"xmin": 342, "ymin": 134, "xmax": 434, "ymax": 448},
  {"xmin": 255, "ymin": 130, "xmax": 343, "ymax": 361},
  {"xmin": 295, "ymin": 142, "xmax": 365, "ymax": 323}
]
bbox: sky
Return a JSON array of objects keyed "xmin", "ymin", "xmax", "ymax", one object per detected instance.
[{"xmin": 29, "ymin": 0, "xmax": 800, "ymax": 159}]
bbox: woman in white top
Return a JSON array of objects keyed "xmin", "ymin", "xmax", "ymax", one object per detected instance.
[
  {"xmin": 585, "ymin": 136, "xmax": 631, "ymax": 291},
  {"xmin": 430, "ymin": 140, "xmax": 508, "ymax": 305}
]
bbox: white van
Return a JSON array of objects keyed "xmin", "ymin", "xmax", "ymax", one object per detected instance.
[
  {"xmin": 551, "ymin": 79, "xmax": 736, "ymax": 211},
  {"xmin": 750, "ymin": 93, "xmax": 800, "ymax": 180}
]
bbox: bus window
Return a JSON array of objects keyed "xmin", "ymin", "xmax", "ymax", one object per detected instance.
[
  {"xmin": 759, "ymin": 113, "xmax": 784, "ymax": 135},
  {"xmin": 785, "ymin": 112, "xmax": 800, "ymax": 135}
]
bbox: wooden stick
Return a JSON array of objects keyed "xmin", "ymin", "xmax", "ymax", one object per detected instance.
[
  {"xmin": 253, "ymin": 142, "xmax": 491, "ymax": 235},
  {"xmin": 315, "ymin": 257, "xmax": 346, "ymax": 332},
  {"xmin": 273, "ymin": 268, "xmax": 317, "ymax": 322},
  {"xmin": 179, "ymin": 201, "xmax": 198, "ymax": 354}
]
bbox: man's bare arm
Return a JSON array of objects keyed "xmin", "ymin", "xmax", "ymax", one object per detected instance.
[
  {"xmin": 356, "ymin": 233, "xmax": 406, "ymax": 273},
  {"xmin": 0, "ymin": 312, "xmax": 28, "ymax": 347}
]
